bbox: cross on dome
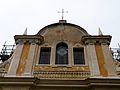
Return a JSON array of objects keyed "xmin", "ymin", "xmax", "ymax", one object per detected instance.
[{"xmin": 58, "ymin": 9, "xmax": 68, "ymax": 20}]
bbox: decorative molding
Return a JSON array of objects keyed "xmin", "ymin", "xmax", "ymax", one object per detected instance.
[
  {"xmin": 73, "ymin": 43, "xmax": 83, "ymax": 47},
  {"xmin": 34, "ymin": 66, "xmax": 90, "ymax": 72},
  {"xmin": 41, "ymin": 42, "xmax": 50, "ymax": 47},
  {"xmin": 34, "ymin": 71, "xmax": 90, "ymax": 80},
  {"xmin": 82, "ymin": 35, "xmax": 112, "ymax": 45},
  {"xmin": 99, "ymin": 40, "xmax": 110, "ymax": 45},
  {"xmin": 33, "ymin": 66, "xmax": 90, "ymax": 79},
  {"xmin": 84, "ymin": 40, "xmax": 96, "ymax": 45},
  {"xmin": 14, "ymin": 35, "xmax": 44, "ymax": 45}
]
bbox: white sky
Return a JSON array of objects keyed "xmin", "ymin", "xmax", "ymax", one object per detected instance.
[{"xmin": 0, "ymin": 0, "xmax": 120, "ymax": 50}]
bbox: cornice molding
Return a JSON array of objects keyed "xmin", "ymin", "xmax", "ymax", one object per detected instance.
[
  {"xmin": 81, "ymin": 35, "xmax": 112, "ymax": 45},
  {"xmin": 14, "ymin": 35, "xmax": 44, "ymax": 45},
  {"xmin": 0, "ymin": 77, "xmax": 120, "ymax": 87}
]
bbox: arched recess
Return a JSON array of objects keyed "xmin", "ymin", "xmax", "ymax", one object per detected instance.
[{"xmin": 55, "ymin": 42, "xmax": 68, "ymax": 64}]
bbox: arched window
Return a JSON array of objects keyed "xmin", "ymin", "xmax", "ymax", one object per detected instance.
[{"xmin": 55, "ymin": 43, "xmax": 68, "ymax": 64}]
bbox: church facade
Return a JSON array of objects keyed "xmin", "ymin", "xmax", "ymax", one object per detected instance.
[{"xmin": 0, "ymin": 20, "xmax": 120, "ymax": 90}]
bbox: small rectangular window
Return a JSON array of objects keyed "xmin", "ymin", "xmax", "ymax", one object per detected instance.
[
  {"xmin": 39, "ymin": 47, "xmax": 51, "ymax": 64},
  {"xmin": 73, "ymin": 48, "xmax": 85, "ymax": 64}
]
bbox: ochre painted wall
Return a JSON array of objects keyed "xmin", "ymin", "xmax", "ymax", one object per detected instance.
[
  {"xmin": 16, "ymin": 42, "xmax": 30, "ymax": 76},
  {"xmin": 95, "ymin": 43, "xmax": 108, "ymax": 77}
]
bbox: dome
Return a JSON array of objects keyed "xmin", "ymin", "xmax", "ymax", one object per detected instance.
[
  {"xmin": 37, "ymin": 20, "xmax": 88, "ymax": 36},
  {"xmin": 37, "ymin": 20, "xmax": 89, "ymax": 44}
]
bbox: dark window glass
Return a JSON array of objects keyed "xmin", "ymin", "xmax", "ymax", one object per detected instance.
[
  {"xmin": 73, "ymin": 48, "xmax": 85, "ymax": 64},
  {"xmin": 56, "ymin": 43, "xmax": 68, "ymax": 64},
  {"xmin": 39, "ymin": 48, "xmax": 51, "ymax": 64}
]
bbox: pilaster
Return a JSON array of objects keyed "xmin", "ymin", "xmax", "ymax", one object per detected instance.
[
  {"xmin": 7, "ymin": 35, "xmax": 44, "ymax": 76},
  {"xmin": 101, "ymin": 43, "xmax": 117, "ymax": 76},
  {"xmin": 7, "ymin": 44, "xmax": 24, "ymax": 76},
  {"xmin": 86, "ymin": 42, "xmax": 100, "ymax": 76},
  {"xmin": 51, "ymin": 43, "xmax": 56, "ymax": 66},
  {"xmin": 82, "ymin": 35, "xmax": 112, "ymax": 77},
  {"xmin": 68, "ymin": 43, "xmax": 72, "ymax": 67},
  {"xmin": 24, "ymin": 43, "xmax": 36, "ymax": 76}
]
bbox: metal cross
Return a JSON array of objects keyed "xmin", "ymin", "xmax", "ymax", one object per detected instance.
[{"xmin": 58, "ymin": 9, "xmax": 68, "ymax": 20}]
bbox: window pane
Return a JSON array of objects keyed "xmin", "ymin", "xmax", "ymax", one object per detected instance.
[
  {"xmin": 55, "ymin": 43, "xmax": 68, "ymax": 64},
  {"xmin": 39, "ymin": 48, "xmax": 51, "ymax": 64},
  {"xmin": 73, "ymin": 48, "xmax": 85, "ymax": 64}
]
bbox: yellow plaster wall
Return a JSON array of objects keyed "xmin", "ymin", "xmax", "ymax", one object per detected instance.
[
  {"xmin": 34, "ymin": 66, "xmax": 90, "ymax": 72},
  {"xmin": 95, "ymin": 43, "xmax": 108, "ymax": 77},
  {"xmin": 16, "ymin": 42, "xmax": 30, "ymax": 76}
]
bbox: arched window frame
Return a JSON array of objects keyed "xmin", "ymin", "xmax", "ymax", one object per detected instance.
[{"xmin": 55, "ymin": 42, "xmax": 68, "ymax": 65}]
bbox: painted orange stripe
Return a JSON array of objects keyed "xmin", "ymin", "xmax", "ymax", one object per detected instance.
[
  {"xmin": 95, "ymin": 43, "xmax": 108, "ymax": 77},
  {"xmin": 16, "ymin": 42, "xmax": 30, "ymax": 76}
]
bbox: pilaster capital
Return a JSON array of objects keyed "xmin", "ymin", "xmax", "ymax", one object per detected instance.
[
  {"xmin": 14, "ymin": 35, "xmax": 44, "ymax": 45},
  {"xmin": 99, "ymin": 40, "xmax": 110, "ymax": 45},
  {"xmin": 84, "ymin": 40, "xmax": 96, "ymax": 45},
  {"xmin": 82, "ymin": 35, "xmax": 111, "ymax": 45}
]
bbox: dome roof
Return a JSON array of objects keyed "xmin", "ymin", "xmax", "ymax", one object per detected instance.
[
  {"xmin": 36, "ymin": 20, "xmax": 89, "ymax": 44},
  {"xmin": 37, "ymin": 20, "xmax": 89, "ymax": 36}
]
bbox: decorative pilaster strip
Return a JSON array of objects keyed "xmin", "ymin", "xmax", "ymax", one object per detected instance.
[
  {"xmin": 86, "ymin": 43, "xmax": 100, "ymax": 76},
  {"xmin": 95, "ymin": 43, "xmax": 108, "ymax": 77},
  {"xmin": 101, "ymin": 44, "xmax": 116, "ymax": 76},
  {"xmin": 24, "ymin": 44, "xmax": 36, "ymax": 76},
  {"xmin": 68, "ymin": 43, "xmax": 72, "ymax": 66},
  {"xmin": 7, "ymin": 44, "xmax": 24, "ymax": 76},
  {"xmin": 82, "ymin": 35, "xmax": 112, "ymax": 77},
  {"xmin": 16, "ymin": 42, "xmax": 30, "ymax": 76},
  {"xmin": 50, "ymin": 46, "xmax": 54, "ymax": 66},
  {"xmin": 51, "ymin": 43, "xmax": 56, "ymax": 66}
]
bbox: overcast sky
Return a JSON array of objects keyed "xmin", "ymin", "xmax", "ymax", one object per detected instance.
[{"xmin": 0, "ymin": 0, "xmax": 120, "ymax": 50}]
